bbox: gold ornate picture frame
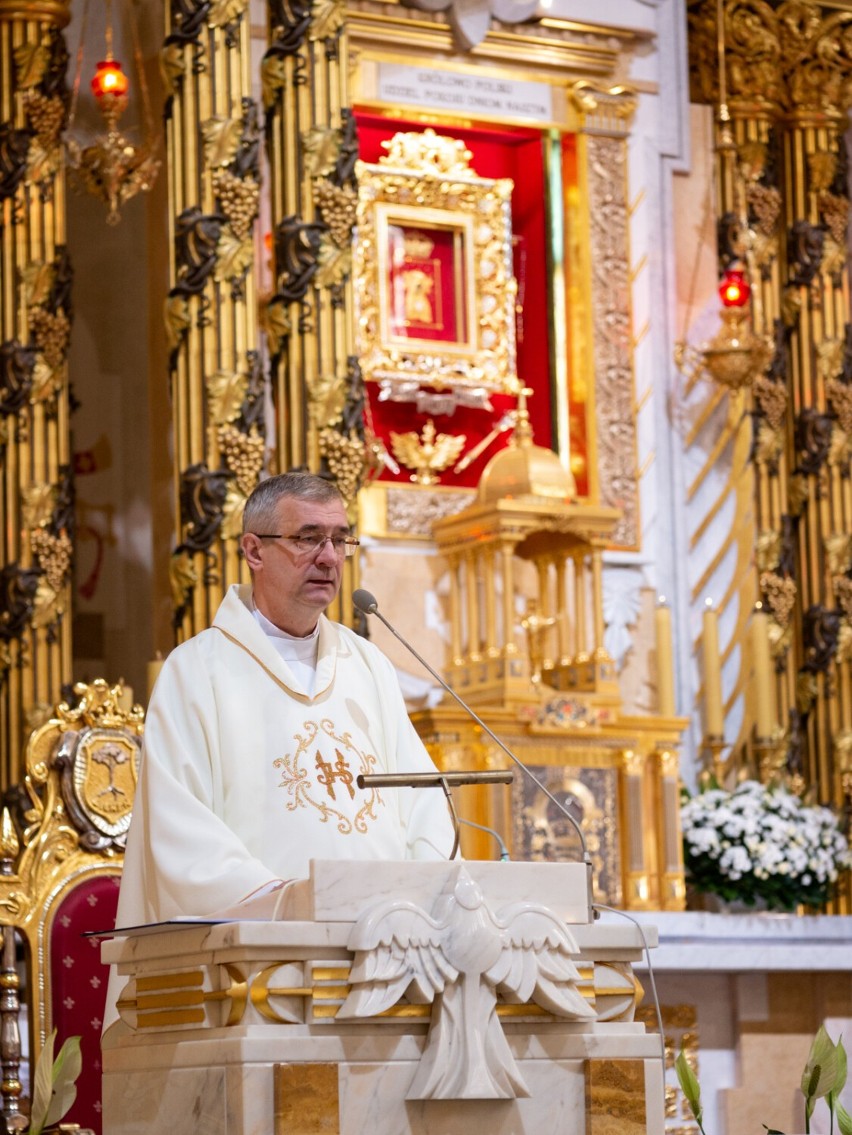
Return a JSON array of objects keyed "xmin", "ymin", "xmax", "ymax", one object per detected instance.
[{"xmin": 353, "ymin": 130, "xmax": 519, "ymax": 399}]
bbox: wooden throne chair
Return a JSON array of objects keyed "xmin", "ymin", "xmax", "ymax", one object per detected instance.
[{"xmin": 0, "ymin": 680, "xmax": 143, "ymax": 1135}]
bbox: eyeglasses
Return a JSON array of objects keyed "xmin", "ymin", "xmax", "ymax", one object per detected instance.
[{"xmin": 252, "ymin": 533, "xmax": 361, "ymax": 558}]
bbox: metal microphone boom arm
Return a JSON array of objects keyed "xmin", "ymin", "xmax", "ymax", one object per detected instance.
[{"xmin": 352, "ymin": 588, "xmax": 592, "ymax": 867}]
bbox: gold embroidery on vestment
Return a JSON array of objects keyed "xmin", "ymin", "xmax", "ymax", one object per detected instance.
[
  {"xmin": 315, "ymin": 749, "xmax": 355, "ymax": 800},
  {"xmin": 273, "ymin": 718, "xmax": 381, "ymax": 834}
]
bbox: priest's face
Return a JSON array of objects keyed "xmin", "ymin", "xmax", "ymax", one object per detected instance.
[{"xmin": 241, "ymin": 494, "xmax": 349, "ymax": 635}]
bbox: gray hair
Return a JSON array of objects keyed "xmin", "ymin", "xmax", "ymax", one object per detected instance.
[{"xmin": 242, "ymin": 471, "xmax": 344, "ymax": 535}]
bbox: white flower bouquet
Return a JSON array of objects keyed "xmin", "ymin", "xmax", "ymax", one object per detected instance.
[{"xmin": 681, "ymin": 779, "xmax": 851, "ymax": 911}]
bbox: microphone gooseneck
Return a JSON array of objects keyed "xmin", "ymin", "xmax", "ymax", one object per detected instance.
[{"xmin": 354, "ymin": 589, "xmax": 591, "ymax": 866}]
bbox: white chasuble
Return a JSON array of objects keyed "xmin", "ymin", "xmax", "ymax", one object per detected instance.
[{"xmin": 114, "ymin": 583, "xmax": 455, "ymax": 932}]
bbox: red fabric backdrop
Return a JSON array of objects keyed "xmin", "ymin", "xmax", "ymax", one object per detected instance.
[{"xmin": 355, "ymin": 111, "xmax": 567, "ymax": 491}]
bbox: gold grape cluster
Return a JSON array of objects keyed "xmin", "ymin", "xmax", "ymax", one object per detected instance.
[
  {"xmin": 31, "ymin": 528, "xmax": 72, "ymax": 592},
  {"xmin": 212, "ymin": 171, "xmax": 259, "ymax": 241},
  {"xmin": 219, "ymin": 424, "xmax": 264, "ymax": 496},
  {"xmin": 320, "ymin": 427, "xmax": 365, "ymax": 501},
  {"xmin": 30, "ymin": 307, "xmax": 70, "ymax": 370},
  {"xmin": 760, "ymin": 570, "xmax": 797, "ymax": 629},
  {"xmin": 25, "ymin": 92, "xmax": 65, "ymax": 146},
  {"xmin": 314, "ymin": 179, "xmax": 357, "ymax": 247}
]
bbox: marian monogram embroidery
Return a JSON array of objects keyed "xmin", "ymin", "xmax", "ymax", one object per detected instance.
[
  {"xmin": 315, "ymin": 751, "xmax": 355, "ymax": 800},
  {"xmin": 274, "ymin": 719, "xmax": 380, "ymax": 835}
]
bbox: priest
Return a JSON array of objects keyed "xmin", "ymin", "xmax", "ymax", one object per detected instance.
[{"xmin": 106, "ymin": 471, "xmax": 454, "ymax": 1025}]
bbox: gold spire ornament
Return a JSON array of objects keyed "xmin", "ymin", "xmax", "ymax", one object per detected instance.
[{"xmin": 389, "ymin": 420, "xmax": 466, "ymax": 486}]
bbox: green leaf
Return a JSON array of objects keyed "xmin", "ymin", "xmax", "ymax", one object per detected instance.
[
  {"xmin": 829, "ymin": 1037, "xmax": 848, "ymax": 1114},
  {"xmin": 837, "ymin": 1101, "xmax": 852, "ymax": 1135},
  {"xmin": 802, "ymin": 1026, "xmax": 841, "ymax": 1112},
  {"xmin": 676, "ymin": 1047, "xmax": 703, "ymax": 1126},
  {"xmin": 44, "ymin": 1035, "xmax": 82, "ymax": 1127},
  {"xmin": 29, "ymin": 1028, "xmax": 56, "ymax": 1135}
]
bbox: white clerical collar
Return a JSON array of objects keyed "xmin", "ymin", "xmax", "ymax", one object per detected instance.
[{"xmin": 252, "ymin": 603, "xmax": 320, "ymax": 647}]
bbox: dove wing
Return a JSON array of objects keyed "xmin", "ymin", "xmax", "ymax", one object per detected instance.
[
  {"xmin": 486, "ymin": 906, "xmax": 595, "ymax": 1021},
  {"xmin": 338, "ymin": 901, "xmax": 457, "ymax": 1019}
]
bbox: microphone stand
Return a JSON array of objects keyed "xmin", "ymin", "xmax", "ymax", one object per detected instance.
[
  {"xmin": 357, "ymin": 769, "xmax": 514, "ymax": 861},
  {"xmin": 353, "ymin": 590, "xmax": 593, "ymax": 875}
]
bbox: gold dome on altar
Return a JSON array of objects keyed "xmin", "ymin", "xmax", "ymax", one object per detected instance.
[{"xmin": 478, "ymin": 389, "xmax": 576, "ymax": 503}]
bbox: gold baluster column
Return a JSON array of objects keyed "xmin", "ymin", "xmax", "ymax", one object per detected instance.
[
  {"xmin": 162, "ymin": 0, "xmax": 263, "ymax": 642},
  {"xmin": 0, "ymin": 0, "xmax": 74, "ymax": 786},
  {"xmin": 776, "ymin": 81, "xmax": 852, "ymax": 799},
  {"xmin": 690, "ymin": 0, "xmax": 852, "ymax": 907},
  {"xmin": 262, "ymin": 2, "xmax": 359, "ymax": 493}
]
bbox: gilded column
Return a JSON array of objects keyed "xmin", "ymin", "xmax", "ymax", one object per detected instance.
[
  {"xmin": 774, "ymin": 6, "xmax": 852, "ymax": 825},
  {"xmin": 689, "ymin": 0, "xmax": 852, "ymax": 908},
  {"xmin": 688, "ymin": 0, "xmax": 786, "ymax": 766},
  {"xmin": 0, "ymin": 1, "xmax": 73, "ymax": 786},
  {"xmin": 161, "ymin": 0, "xmax": 263, "ymax": 641},
  {"xmin": 261, "ymin": 0, "xmax": 361, "ymax": 624},
  {"xmin": 566, "ymin": 82, "xmax": 638, "ymax": 551}
]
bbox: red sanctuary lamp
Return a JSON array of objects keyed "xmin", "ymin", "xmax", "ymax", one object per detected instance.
[
  {"xmin": 718, "ymin": 267, "xmax": 750, "ymax": 309},
  {"xmin": 90, "ymin": 57, "xmax": 130, "ymax": 131},
  {"xmin": 91, "ymin": 58, "xmax": 129, "ymax": 99},
  {"xmin": 702, "ymin": 265, "xmax": 769, "ymax": 390},
  {"xmin": 65, "ymin": 2, "xmax": 160, "ymax": 225}
]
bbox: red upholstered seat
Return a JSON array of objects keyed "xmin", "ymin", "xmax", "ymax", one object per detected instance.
[
  {"xmin": 48, "ymin": 874, "xmax": 121, "ymax": 1135},
  {"xmin": 0, "ymin": 681, "xmax": 141, "ymax": 1134}
]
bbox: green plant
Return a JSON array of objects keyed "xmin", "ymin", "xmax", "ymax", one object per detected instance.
[
  {"xmin": 29, "ymin": 1030, "xmax": 82, "ymax": 1135},
  {"xmin": 676, "ymin": 1026, "xmax": 852, "ymax": 1135}
]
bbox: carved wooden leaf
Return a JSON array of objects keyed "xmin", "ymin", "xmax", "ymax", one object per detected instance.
[
  {"xmin": 164, "ymin": 294, "xmax": 191, "ymax": 351},
  {"xmin": 169, "ymin": 550, "xmax": 198, "ymax": 609},
  {"xmin": 311, "ymin": 0, "xmax": 344, "ymax": 39},
  {"xmin": 837, "ymin": 621, "xmax": 852, "ymax": 665},
  {"xmin": 796, "ymin": 671, "xmax": 818, "ymax": 714},
  {"xmin": 13, "ymin": 42, "xmax": 48, "ymax": 89},
  {"xmin": 31, "ymin": 355, "xmax": 56, "ymax": 402},
  {"xmin": 261, "ymin": 56, "xmax": 287, "ymax": 110},
  {"xmin": 21, "ymin": 483, "xmax": 55, "ymax": 530},
  {"xmin": 303, "ymin": 127, "xmax": 340, "ymax": 178},
  {"xmin": 31, "ymin": 578, "xmax": 62, "ymax": 628},
  {"xmin": 214, "ymin": 225, "xmax": 254, "ymax": 282},
  {"xmin": 22, "ymin": 263, "xmax": 53, "ymax": 307},
  {"xmin": 159, "ymin": 43, "xmax": 185, "ymax": 93},
  {"xmin": 207, "ymin": 369, "xmax": 248, "ymax": 425},
  {"xmin": 209, "ymin": 0, "xmax": 248, "ymax": 26},
  {"xmin": 315, "ymin": 239, "xmax": 350, "ymax": 288},
  {"xmin": 202, "ymin": 117, "xmax": 242, "ymax": 169},
  {"xmin": 308, "ymin": 374, "xmax": 346, "ymax": 429},
  {"xmin": 26, "ymin": 139, "xmax": 58, "ymax": 184},
  {"xmin": 221, "ymin": 485, "xmax": 247, "ymax": 540},
  {"xmin": 262, "ymin": 299, "xmax": 291, "ymax": 356}
]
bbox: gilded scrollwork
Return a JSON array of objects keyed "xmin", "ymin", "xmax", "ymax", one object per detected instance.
[
  {"xmin": 802, "ymin": 604, "xmax": 841, "ymax": 674},
  {"xmin": 273, "ymin": 215, "xmax": 324, "ymax": 304},
  {"xmin": 171, "ymin": 206, "xmax": 225, "ymax": 296},
  {"xmin": 586, "ymin": 134, "xmax": 637, "ymax": 548},
  {"xmin": 787, "ymin": 219, "xmax": 824, "ymax": 287},
  {"xmin": 0, "ymin": 566, "xmax": 41, "ymax": 643},
  {"xmin": 178, "ymin": 463, "xmax": 231, "ymax": 553},
  {"xmin": 794, "ymin": 408, "xmax": 833, "ymax": 476},
  {"xmin": 0, "ymin": 342, "xmax": 36, "ymax": 417}
]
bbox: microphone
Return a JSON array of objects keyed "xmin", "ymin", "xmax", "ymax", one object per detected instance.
[{"xmin": 352, "ymin": 588, "xmax": 592, "ymax": 868}]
